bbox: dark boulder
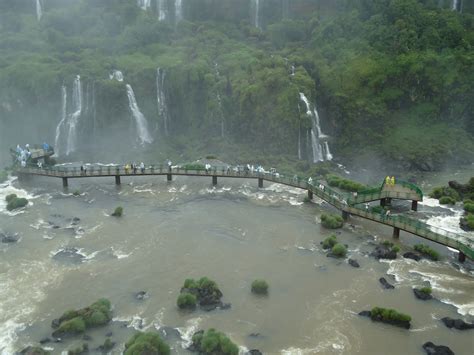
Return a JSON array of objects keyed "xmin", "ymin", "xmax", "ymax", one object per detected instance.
[
  {"xmin": 348, "ymin": 259, "xmax": 360, "ymax": 268},
  {"xmin": 371, "ymin": 245, "xmax": 397, "ymax": 260},
  {"xmin": 413, "ymin": 288, "xmax": 433, "ymax": 301},
  {"xmin": 52, "ymin": 247, "xmax": 84, "ymax": 264},
  {"xmin": 135, "ymin": 291, "xmax": 148, "ymax": 300},
  {"xmin": 441, "ymin": 317, "xmax": 474, "ymax": 330},
  {"xmin": 460, "ymin": 217, "xmax": 472, "ymax": 232},
  {"xmin": 422, "ymin": 341, "xmax": 455, "ymax": 355},
  {"xmin": 248, "ymin": 350, "xmax": 263, "ymax": 355},
  {"xmin": 379, "ymin": 277, "xmax": 395, "ymax": 289},
  {"xmin": 448, "ymin": 180, "xmax": 470, "ymax": 195},
  {"xmin": 105, "ymin": 332, "xmax": 113, "ymax": 337},
  {"xmin": 1, "ymin": 232, "xmax": 19, "ymax": 243},
  {"xmin": 39, "ymin": 337, "xmax": 51, "ymax": 344},
  {"xmin": 403, "ymin": 252, "xmax": 421, "ymax": 261},
  {"xmin": 358, "ymin": 310, "xmax": 371, "ymax": 317}
]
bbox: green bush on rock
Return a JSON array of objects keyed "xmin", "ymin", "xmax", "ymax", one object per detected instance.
[
  {"xmin": 414, "ymin": 244, "xmax": 440, "ymax": 261},
  {"xmin": 369, "ymin": 307, "xmax": 412, "ymax": 328},
  {"xmin": 463, "ymin": 203, "xmax": 474, "ymax": 213},
  {"xmin": 321, "ymin": 214, "xmax": 344, "ymax": 229},
  {"xmin": 331, "ymin": 243, "xmax": 347, "ymax": 258},
  {"xmin": 251, "ymin": 280, "xmax": 269, "ymax": 295},
  {"xmin": 321, "ymin": 235, "xmax": 338, "ymax": 249},
  {"xmin": 5, "ymin": 193, "xmax": 17, "ymax": 202},
  {"xmin": 430, "ymin": 187, "xmax": 460, "ymax": 202},
  {"xmin": 191, "ymin": 329, "xmax": 238, "ymax": 355},
  {"xmin": 420, "ymin": 287, "xmax": 432, "ymax": 295},
  {"xmin": 439, "ymin": 196, "xmax": 456, "ymax": 205},
  {"xmin": 177, "ymin": 292, "xmax": 197, "ymax": 309},
  {"xmin": 5, "ymin": 194, "xmax": 28, "ymax": 211},
  {"xmin": 111, "ymin": 206, "xmax": 123, "ymax": 217},
  {"xmin": 178, "ymin": 277, "xmax": 224, "ymax": 310},
  {"xmin": 326, "ymin": 175, "xmax": 366, "ymax": 192},
  {"xmin": 124, "ymin": 332, "xmax": 170, "ymax": 355}
]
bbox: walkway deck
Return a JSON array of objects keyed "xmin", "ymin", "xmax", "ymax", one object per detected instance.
[{"xmin": 15, "ymin": 165, "xmax": 474, "ymax": 261}]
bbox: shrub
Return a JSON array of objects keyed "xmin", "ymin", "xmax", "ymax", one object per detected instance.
[
  {"xmin": 430, "ymin": 187, "xmax": 460, "ymax": 201},
  {"xmin": 101, "ymin": 338, "xmax": 114, "ymax": 351},
  {"xmin": 439, "ymin": 196, "xmax": 456, "ymax": 205},
  {"xmin": 371, "ymin": 307, "xmax": 411, "ymax": 323},
  {"xmin": 391, "ymin": 246, "xmax": 400, "ymax": 253},
  {"xmin": 251, "ymin": 280, "xmax": 269, "ymax": 295},
  {"xmin": 463, "ymin": 203, "xmax": 474, "ymax": 213},
  {"xmin": 321, "ymin": 213, "xmax": 344, "ymax": 229},
  {"xmin": 68, "ymin": 343, "xmax": 88, "ymax": 355},
  {"xmin": 72, "ymin": 190, "xmax": 81, "ymax": 196},
  {"xmin": 420, "ymin": 287, "xmax": 432, "ymax": 295},
  {"xmin": 177, "ymin": 292, "xmax": 197, "ymax": 309},
  {"xmin": 191, "ymin": 329, "xmax": 238, "ymax": 355},
  {"xmin": 124, "ymin": 332, "xmax": 170, "ymax": 355},
  {"xmin": 6, "ymin": 196, "xmax": 28, "ymax": 211},
  {"xmin": 5, "ymin": 193, "xmax": 17, "ymax": 202},
  {"xmin": 179, "ymin": 277, "xmax": 223, "ymax": 309},
  {"xmin": 183, "ymin": 278, "xmax": 199, "ymax": 290},
  {"xmin": 322, "ymin": 235, "xmax": 338, "ymax": 249},
  {"xmin": 111, "ymin": 206, "xmax": 123, "ymax": 217},
  {"xmin": 55, "ymin": 317, "xmax": 86, "ymax": 336},
  {"xmin": 182, "ymin": 163, "xmax": 205, "ymax": 171},
  {"xmin": 326, "ymin": 174, "xmax": 365, "ymax": 192},
  {"xmin": 331, "ymin": 243, "xmax": 347, "ymax": 257},
  {"xmin": 414, "ymin": 244, "xmax": 440, "ymax": 261}
]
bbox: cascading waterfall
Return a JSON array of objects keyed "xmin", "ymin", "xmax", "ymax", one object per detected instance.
[
  {"xmin": 137, "ymin": 0, "xmax": 151, "ymax": 11},
  {"xmin": 126, "ymin": 84, "xmax": 153, "ymax": 144},
  {"xmin": 252, "ymin": 0, "xmax": 261, "ymax": 28},
  {"xmin": 66, "ymin": 76, "xmax": 83, "ymax": 156},
  {"xmin": 156, "ymin": 68, "xmax": 170, "ymax": 136},
  {"xmin": 299, "ymin": 93, "xmax": 332, "ymax": 163},
  {"xmin": 175, "ymin": 0, "xmax": 183, "ymax": 23},
  {"xmin": 298, "ymin": 123, "xmax": 302, "ymax": 160},
  {"xmin": 54, "ymin": 86, "xmax": 67, "ymax": 157},
  {"xmin": 452, "ymin": 0, "xmax": 458, "ymax": 11},
  {"xmin": 213, "ymin": 62, "xmax": 225, "ymax": 137},
  {"xmin": 109, "ymin": 70, "xmax": 124, "ymax": 82},
  {"xmin": 157, "ymin": 0, "xmax": 167, "ymax": 21},
  {"xmin": 35, "ymin": 0, "xmax": 43, "ymax": 21}
]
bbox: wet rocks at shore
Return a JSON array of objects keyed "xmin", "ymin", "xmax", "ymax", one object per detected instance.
[
  {"xmin": 403, "ymin": 252, "xmax": 421, "ymax": 261},
  {"xmin": 379, "ymin": 277, "xmax": 395, "ymax": 289},
  {"xmin": 422, "ymin": 341, "xmax": 454, "ymax": 355},
  {"xmin": 441, "ymin": 317, "xmax": 474, "ymax": 330},
  {"xmin": 1, "ymin": 232, "xmax": 19, "ymax": 243}
]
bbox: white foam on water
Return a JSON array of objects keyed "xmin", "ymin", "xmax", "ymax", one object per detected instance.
[
  {"xmin": 111, "ymin": 247, "xmax": 132, "ymax": 259},
  {"xmin": 177, "ymin": 317, "xmax": 203, "ymax": 349}
]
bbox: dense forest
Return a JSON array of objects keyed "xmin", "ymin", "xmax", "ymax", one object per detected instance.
[{"xmin": 0, "ymin": 0, "xmax": 473, "ymax": 172}]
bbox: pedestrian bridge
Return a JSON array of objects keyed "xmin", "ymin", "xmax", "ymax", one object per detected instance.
[{"xmin": 15, "ymin": 164, "xmax": 473, "ymax": 262}]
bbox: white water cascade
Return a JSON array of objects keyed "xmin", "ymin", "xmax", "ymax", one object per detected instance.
[
  {"xmin": 252, "ymin": 0, "xmax": 261, "ymax": 28},
  {"xmin": 299, "ymin": 93, "xmax": 332, "ymax": 162},
  {"xmin": 126, "ymin": 85, "xmax": 153, "ymax": 144},
  {"xmin": 109, "ymin": 70, "xmax": 124, "ymax": 82},
  {"xmin": 54, "ymin": 86, "xmax": 67, "ymax": 157},
  {"xmin": 35, "ymin": 0, "xmax": 43, "ymax": 21},
  {"xmin": 137, "ymin": 0, "xmax": 151, "ymax": 11},
  {"xmin": 156, "ymin": 68, "xmax": 170, "ymax": 136},
  {"xmin": 175, "ymin": 0, "xmax": 183, "ymax": 23},
  {"xmin": 452, "ymin": 0, "xmax": 458, "ymax": 11},
  {"xmin": 66, "ymin": 76, "xmax": 83, "ymax": 156},
  {"xmin": 157, "ymin": 0, "xmax": 167, "ymax": 21}
]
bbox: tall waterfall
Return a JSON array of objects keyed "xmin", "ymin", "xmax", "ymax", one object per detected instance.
[
  {"xmin": 175, "ymin": 0, "xmax": 183, "ymax": 23},
  {"xmin": 156, "ymin": 68, "xmax": 170, "ymax": 136},
  {"xmin": 66, "ymin": 76, "xmax": 83, "ymax": 156},
  {"xmin": 35, "ymin": 0, "xmax": 43, "ymax": 21},
  {"xmin": 157, "ymin": 0, "xmax": 167, "ymax": 21},
  {"xmin": 452, "ymin": 0, "xmax": 458, "ymax": 11},
  {"xmin": 126, "ymin": 84, "xmax": 153, "ymax": 144},
  {"xmin": 54, "ymin": 86, "xmax": 68, "ymax": 157},
  {"xmin": 299, "ymin": 93, "xmax": 332, "ymax": 162},
  {"xmin": 137, "ymin": 0, "xmax": 151, "ymax": 11},
  {"xmin": 252, "ymin": 0, "xmax": 261, "ymax": 28}
]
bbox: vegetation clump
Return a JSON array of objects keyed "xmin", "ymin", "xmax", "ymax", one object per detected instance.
[
  {"xmin": 464, "ymin": 203, "xmax": 474, "ymax": 213},
  {"xmin": 51, "ymin": 299, "xmax": 112, "ymax": 338},
  {"xmin": 439, "ymin": 196, "xmax": 456, "ymax": 205},
  {"xmin": 420, "ymin": 287, "xmax": 432, "ymax": 295},
  {"xmin": 124, "ymin": 332, "xmax": 170, "ymax": 355},
  {"xmin": 414, "ymin": 244, "xmax": 440, "ymax": 261},
  {"xmin": 369, "ymin": 307, "xmax": 412, "ymax": 329},
  {"xmin": 5, "ymin": 193, "xmax": 28, "ymax": 211},
  {"xmin": 331, "ymin": 243, "xmax": 347, "ymax": 258},
  {"xmin": 326, "ymin": 175, "xmax": 366, "ymax": 192},
  {"xmin": 178, "ymin": 277, "xmax": 224, "ymax": 311},
  {"xmin": 183, "ymin": 163, "xmax": 206, "ymax": 171},
  {"xmin": 190, "ymin": 329, "xmax": 238, "ymax": 355},
  {"xmin": 19, "ymin": 346, "xmax": 50, "ymax": 355},
  {"xmin": 321, "ymin": 235, "xmax": 338, "ymax": 249},
  {"xmin": 72, "ymin": 190, "xmax": 81, "ymax": 196},
  {"xmin": 251, "ymin": 279, "xmax": 269, "ymax": 295},
  {"xmin": 67, "ymin": 343, "xmax": 88, "ymax": 355},
  {"xmin": 320, "ymin": 213, "xmax": 344, "ymax": 229},
  {"xmin": 111, "ymin": 206, "xmax": 123, "ymax": 217}
]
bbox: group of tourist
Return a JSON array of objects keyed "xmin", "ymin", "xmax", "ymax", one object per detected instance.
[
  {"xmin": 15, "ymin": 144, "xmax": 32, "ymax": 167},
  {"xmin": 124, "ymin": 162, "xmax": 146, "ymax": 174},
  {"xmin": 385, "ymin": 176, "xmax": 396, "ymax": 186}
]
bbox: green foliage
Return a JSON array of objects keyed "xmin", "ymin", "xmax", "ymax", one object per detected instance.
[
  {"xmin": 192, "ymin": 329, "xmax": 238, "ymax": 355},
  {"xmin": 21, "ymin": 347, "xmax": 51, "ymax": 355},
  {"xmin": 251, "ymin": 280, "xmax": 269, "ymax": 295},
  {"xmin": 322, "ymin": 235, "xmax": 338, "ymax": 249},
  {"xmin": 0, "ymin": 170, "xmax": 8, "ymax": 183},
  {"xmin": 56, "ymin": 317, "xmax": 86, "ymax": 336},
  {"xmin": 430, "ymin": 187, "xmax": 460, "ymax": 201},
  {"xmin": 101, "ymin": 339, "xmax": 114, "ymax": 351},
  {"xmin": 72, "ymin": 190, "xmax": 81, "ymax": 196},
  {"xmin": 391, "ymin": 246, "xmax": 400, "ymax": 253},
  {"xmin": 331, "ymin": 243, "xmax": 347, "ymax": 257},
  {"xmin": 111, "ymin": 206, "xmax": 123, "ymax": 217},
  {"xmin": 414, "ymin": 244, "xmax": 440, "ymax": 261},
  {"xmin": 177, "ymin": 292, "xmax": 197, "ymax": 309},
  {"xmin": 463, "ymin": 203, "xmax": 474, "ymax": 213},
  {"xmin": 321, "ymin": 213, "xmax": 344, "ymax": 229},
  {"xmin": 6, "ymin": 195, "xmax": 28, "ymax": 211},
  {"xmin": 67, "ymin": 343, "xmax": 88, "ymax": 355},
  {"xmin": 371, "ymin": 307, "xmax": 412, "ymax": 323},
  {"xmin": 419, "ymin": 287, "xmax": 432, "ymax": 295},
  {"xmin": 465, "ymin": 214, "xmax": 474, "ymax": 230},
  {"xmin": 124, "ymin": 332, "xmax": 170, "ymax": 355},
  {"xmin": 326, "ymin": 175, "xmax": 366, "ymax": 192},
  {"xmin": 439, "ymin": 196, "xmax": 456, "ymax": 205}
]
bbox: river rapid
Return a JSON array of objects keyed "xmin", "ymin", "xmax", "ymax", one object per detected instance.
[{"xmin": 1, "ymin": 171, "xmax": 473, "ymax": 354}]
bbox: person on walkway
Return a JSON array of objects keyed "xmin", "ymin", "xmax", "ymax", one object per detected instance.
[
  {"xmin": 80, "ymin": 165, "xmax": 84, "ymax": 175},
  {"xmin": 365, "ymin": 203, "xmax": 369, "ymax": 212},
  {"xmin": 37, "ymin": 161, "xmax": 43, "ymax": 169},
  {"xmin": 132, "ymin": 163, "xmax": 137, "ymax": 174},
  {"xmin": 140, "ymin": 162, "xmax": 145, "ymax": 173},
  {"xmin": 308, "ymin": 177, "xmax": 313, "ymax": 185},
  {"xmin": 385, "ymin": 210, "xmax": 391, "ymax": 218},
  {"xmin": 390, "ymin": 176, "xmax": 395, "ymax": 185},
  {"xmin": 385, "ymin": 176, "xmax": 390, "ymax": 185},
  {"xmin": 125, "ymin": 164, "xmax": 130, "ymax": 174}
]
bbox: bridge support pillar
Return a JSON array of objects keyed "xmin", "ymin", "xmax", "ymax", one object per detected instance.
[
  {"xmin": 167, "ymin": 174, "xmax": 172, "ymax": 182},
  {"xmin": 307, "ymin": 190, "xmax": 313, "ymax": 200},
  {"xmin": 458, "ymin": 251, "xmax": 466, "ymax": 263},
  {"xmin": 62, "ymin": 177, "xmax": 68, "ymax": 188},
  {"xmin": 115, "ymin": 175, "xmax": 121, "ymax": 185},
  {"xmin": 212, "ymin": 176, "xmax": 218, "ymax": 186},
  {"xmin": 342, "ymin": 211, "xmax": 350, "ymax": 221},
  {"xmin": 393, "ymin": 227, "xmax": 400, "ymax": 239},
  {"xmin": 411, "ymin": 200, "xmax": 418, "ymax": 211},
  {"xmin": 258, "ymin": 178, "xmax": 263, "ymax": 188},
  {"xmin": 380, "ymin": 198, "xmax": 392, "ymax": 207}
]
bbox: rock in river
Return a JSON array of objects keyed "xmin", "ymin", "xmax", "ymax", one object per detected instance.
[
  {"xmin": 441, "ymin": 317, "xmax": 474, "ymax": 330},
  {"xmin": 422, "ymin": 341, "xmax": 454, "ymax": 355},
  {"xmin": 379, "ymin": 277, "xmax": 395, "ymax": 289}
]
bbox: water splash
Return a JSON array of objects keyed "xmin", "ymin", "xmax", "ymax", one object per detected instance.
[
  {"xmin": 66, "ymin": 75, "xmax": 82, "ymax": 156},
  {"xmin": 126, "ymin": 84, "xmax": 153, "ymax": 144},
  {"xmin": 109, "ymin": 70, "xmax": 124, "ymax": 82},
  {"xmin": 156, "ymin": 68, "xmax": 169, "ymax": 136},
  {"xmin": 299, "ymin": 93, "xmax": 332, "ymax": 162},
  {"xmin": 54, "ymin": 86, "xmax": 67, "ymax": 157},
  {"xmin": 175, "ymin": 0, "xmax": 183, "ymax": 23}
]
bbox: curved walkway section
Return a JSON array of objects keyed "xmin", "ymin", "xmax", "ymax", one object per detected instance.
[{"xmin": 15, "ymin": 165, "xmax": 473, "ymax": 261}]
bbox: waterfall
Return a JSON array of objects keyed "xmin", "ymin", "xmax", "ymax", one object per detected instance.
[
  {"xmin": 157, "ymin": 0, "xmax": 167, "ymax": 21},
  {"xmin": 137, "ymin": 0, "xmax": 151, "ymax": 10},
  {"xmin": 109, "ymin": 70, "xmax": 124, "ymax": 82},
  {"xmin": 92, "ymin": 82, "xmax": 97, "ymax": 138},
  {"xmin": 298, "ymin": 125, "xmax": 302, "ymax": 160},
  {"xmin": 54, "ymin": 86, "xmax": 67, "ymax": 156},
  {"xmin": 175, "ymin": 0, "xmax": 183, "ymax": 23},
  {"xmin": 452, "ymin": 0, "xmax": 458, "ymax": 11},
  {"xmin": 299, "ymin": 93, "xmax": 332, "ymax": 163},
  {"xmin": 156, "ymin": 68, "xmax": 170, "ymax": 136},
  {"xmin": 126, "ymin": 84, "xmax": 153, "ymax": 144},
  {"xmin": 253, "ymin": 0, "xmax": 261, "ymax": 28},
  {"xmin": 66, "ymin": 76, "xmax": 83, "ymax": 156},
  {"xmin": 35, "ymin": 0, "xmax": 43, "ymax": 21},
  {"xmin": 291, "ymin": 64, "xmax": 295, "ymax": 76},
  {"xmin": 217, "ymin": 93, "xmax": 224, "ymax": 137}
]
